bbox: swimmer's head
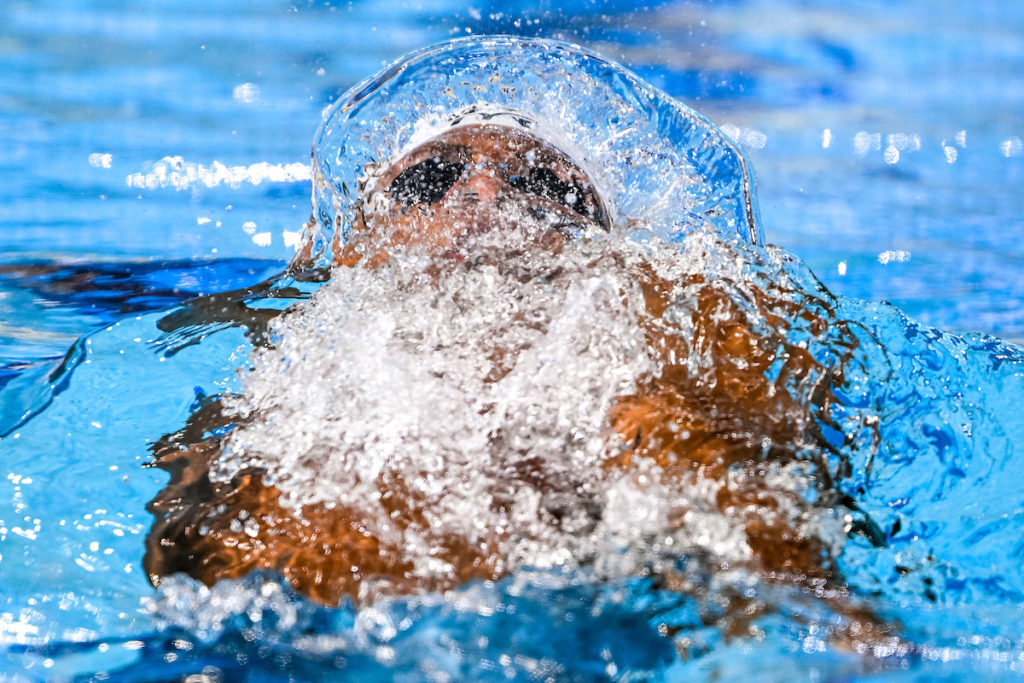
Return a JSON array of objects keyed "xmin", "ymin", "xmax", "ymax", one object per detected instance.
[{"xmin": 336, "ymin": 123, "xmax": 611, "ymax": 266}]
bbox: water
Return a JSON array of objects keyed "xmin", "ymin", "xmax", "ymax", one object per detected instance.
[{"xmin": 2, "ymin": 2, "xmax": 1024, "ymax": 681}]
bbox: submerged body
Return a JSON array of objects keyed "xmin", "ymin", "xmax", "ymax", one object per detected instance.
[{"xmin": 145, "ymin": 124, "xmax": 888, "ymax": 644}]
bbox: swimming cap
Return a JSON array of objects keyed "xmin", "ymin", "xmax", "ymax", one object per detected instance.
[{"xmin": 299, "ymin": 35, "xmax": 762, "ymax": 273}]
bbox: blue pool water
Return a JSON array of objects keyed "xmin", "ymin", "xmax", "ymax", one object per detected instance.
[{"xmin": 2, "ymin": 1, "xmax": 1024, "ymax": 680}]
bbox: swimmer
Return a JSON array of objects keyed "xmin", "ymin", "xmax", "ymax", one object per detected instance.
[{"xmin": 144, "ymin": 122, "xmax": 890, "ymax": 643}]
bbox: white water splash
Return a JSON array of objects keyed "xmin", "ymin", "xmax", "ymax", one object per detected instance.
[
  {"xmin": 125, "ymin": 157, "xmax": 310, "ymax": 191},
  {"xmin": 209, "ymin": 226, "xmax": 832, "ymax": 585},
  {"xmin": 878, "ymin": 250, "xmax": 911, "ymax": 265}
]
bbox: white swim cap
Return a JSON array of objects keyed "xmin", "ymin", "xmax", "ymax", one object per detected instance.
[{"xmin": 299, "ymin": 35, "xmax": 762, "ymax": 273}]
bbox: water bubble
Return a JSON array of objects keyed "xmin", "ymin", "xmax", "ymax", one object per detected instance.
[
  {"xmin": 878, "ymin": 250, "xmax": 911, "ymax": 264},
  {"xmin": 233, "ymin": 83, "xmax": 260, "ymax": 104},
  {"xmin": 88, "ymin": 153, "xmax": 113, "ymax": 168},
  {"xmin": 1000, "ymin": 137, "xmax": 1022, "ymax": 157},
  {"xmin": 853, "ymin": 131, "xmax": 881, "ymax": 155}
]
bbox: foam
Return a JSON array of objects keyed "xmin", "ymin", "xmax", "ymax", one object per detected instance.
[
  {"xmin": 125, "ymin": 156, "xmax": 310, "ymax": 191},
  {"xmin": 211, "ymin": 224, "xmax": 836, "ymax": 586}
]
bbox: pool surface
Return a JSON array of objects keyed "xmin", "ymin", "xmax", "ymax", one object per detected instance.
[{"xmin": 2, "ymin": 1, "xmax": 1024, "ymax": 680}]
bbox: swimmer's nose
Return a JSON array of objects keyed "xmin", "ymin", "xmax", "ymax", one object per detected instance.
[{"xmin": 457, "ymin": 171, "xmax": 502, "ymax": 203}]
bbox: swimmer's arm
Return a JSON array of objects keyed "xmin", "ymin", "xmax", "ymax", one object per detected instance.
[{"xmin": 153, "ymin": 278, "xmax": 309, "ymax": 351}]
